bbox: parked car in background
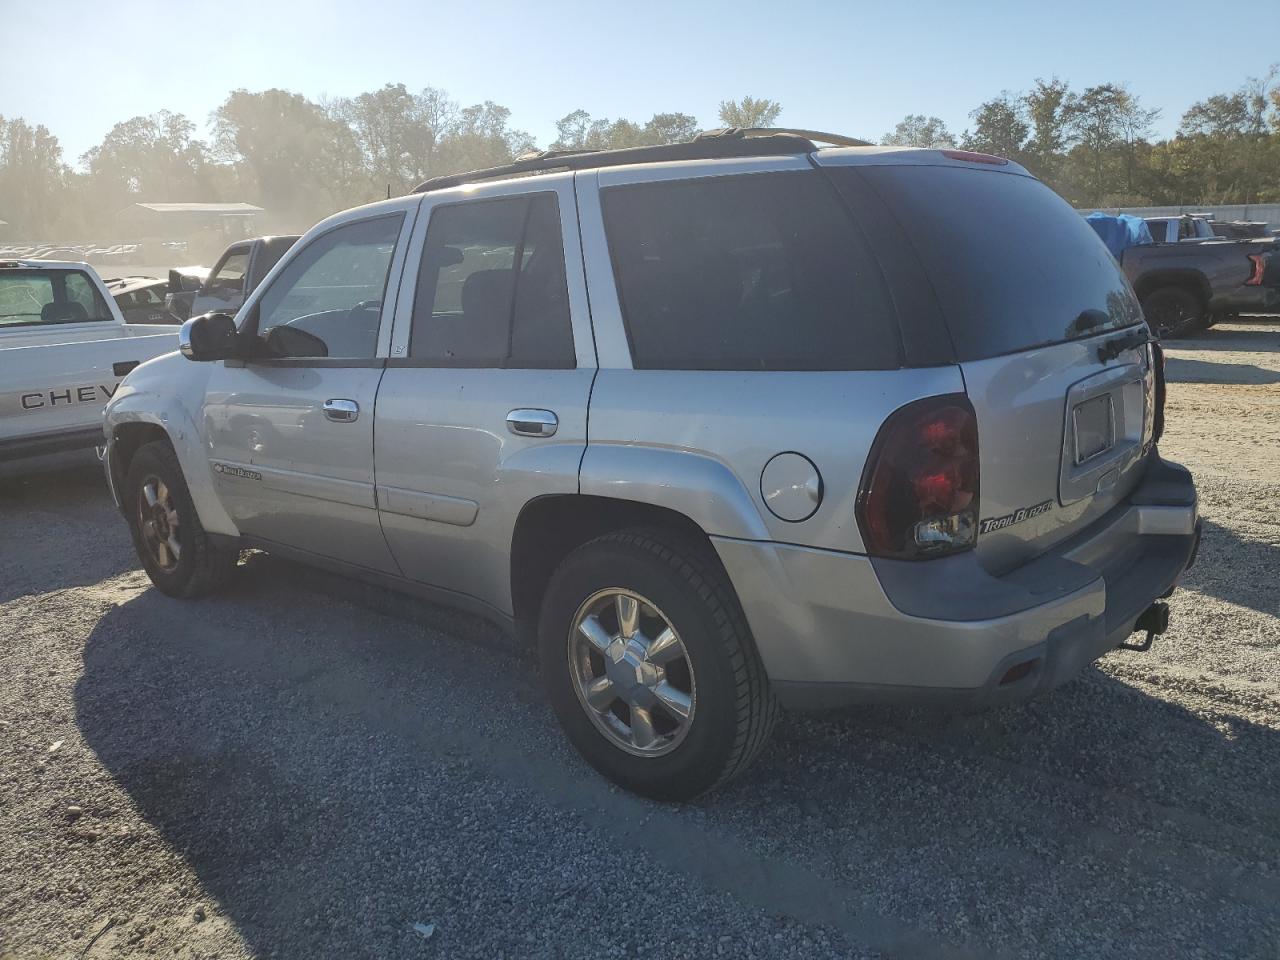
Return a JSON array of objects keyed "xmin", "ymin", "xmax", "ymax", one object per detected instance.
[
  {"xmin": 104, "ymin": 275, "xmax": 177, "ymax": 324},
  {"xmin": 163, "ymin": 266, "xmax": 210, "ymax": 322},
  {"xmin": 1089, "ymin": 214, "xmax": 1280, "ymax": 337},
  {"xmin": 167, "ymin": 236, "xmax": 298, "ymax": 322},
  {"xmin": 1143, "ymin": 214, "xmax": 1217, "ymax": 243},
  {"xmin": 1, "ymin": 260, "xmax": 179, "ymax": 476},
  {"xmin": 103, "ymin": 132, "xmax": 1199, "ymax": 800}
]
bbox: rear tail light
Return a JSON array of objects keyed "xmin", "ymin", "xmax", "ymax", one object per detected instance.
[
  {"xmin": 856, "ymin": 395, "xmax": 980, "ymax": 560},
  {"xmin": 1151, "ymin": 340, "xmax": 1166, "ymax": 444},
  {"xmin": 940, "ymin": 149, "xmax": 1009, "ymax": 166},
  {"xmin": 1245, "ymin": 253, "xmax": 1266, "ymax": 285}
]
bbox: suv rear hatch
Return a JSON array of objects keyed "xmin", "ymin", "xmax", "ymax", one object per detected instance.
[{"xmin": 821, "ymin": 156, "xmax": 1157, "ymax": 572}]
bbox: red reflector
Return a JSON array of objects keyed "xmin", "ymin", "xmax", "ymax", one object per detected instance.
[
  {"xmin": 940, "ymin": 149, "xmax": 1009, "ymax": 166},
  {"xmin": 1246, "ymin": 253, "xmax": 1266, "ymax": 286}
]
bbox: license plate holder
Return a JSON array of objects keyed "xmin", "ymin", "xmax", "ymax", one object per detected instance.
[{"xmin": 1073, "ymin": 394, "xmax": 1114, "ymax": 464}]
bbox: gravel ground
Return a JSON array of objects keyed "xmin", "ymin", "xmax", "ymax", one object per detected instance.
[{"xmin": 1, "ymin": 321, "xmax": 1278, "ymax": 960}]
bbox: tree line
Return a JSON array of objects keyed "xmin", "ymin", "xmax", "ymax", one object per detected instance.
[{"xmin": 0, "ymin": 71, "xmax": 1277, "ymax": 240}]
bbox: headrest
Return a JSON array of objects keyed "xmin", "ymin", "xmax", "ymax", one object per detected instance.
[
  {"xmin": 41, "ymin": 301, "xmax": 89, "ymax": 323},
  {"xmin": 461, "ymin": 269, "xmax": 514, "ymax": 325}
]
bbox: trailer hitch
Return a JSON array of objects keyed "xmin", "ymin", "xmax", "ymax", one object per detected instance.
[{"xmin": 1119, "ymin": 601, "xmax": 1170, "ymax": 652}]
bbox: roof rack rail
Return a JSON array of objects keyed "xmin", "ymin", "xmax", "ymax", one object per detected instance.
[
  {"xmin": 410, "ymin": 127, "xmax": 872, "ymax": 194},
  {"xmin": 697, "ymin": 127, "xmax": 872, "ymax": 148}
]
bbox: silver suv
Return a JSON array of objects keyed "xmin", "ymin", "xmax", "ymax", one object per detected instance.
[{"xmin": 103, "ymin": 130, "xmax": 1200, "ymax": 800}]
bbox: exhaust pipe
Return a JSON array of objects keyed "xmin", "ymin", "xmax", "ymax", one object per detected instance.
[{"xmin": 1119, "ymin": 601, "xmax": 1170, "ymax": 652}]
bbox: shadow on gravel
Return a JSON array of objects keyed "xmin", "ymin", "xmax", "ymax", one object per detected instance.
[
  {"xmin": 1170, "ymin": 325, "xmax": 1280, "ymax": 354},
  {"xmin": 0, "ymin": 464, "xmax": 136, "ymax": 605},
  {"xmin": 1164, "ymin": 356, "xmax": 1280, "ymax": 385},
  {"xmin": 1181, "ymin": 518, "xmax": 1280, "ymax": 617},
  {"xmin": 73, "ymin": 556, "xmax": 1280, "ymax": 959}
]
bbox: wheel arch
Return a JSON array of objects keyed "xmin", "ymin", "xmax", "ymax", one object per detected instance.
[
  {"xmin": 106, "ymin": 406, "xmax": 238, "ymax": 538},
  {"xmin": 1133, "ymin": 269, "xmax": 1210, "ymax": 306},
  {"xmin": 108, "ymin": 421, "xmax": 171, "ymax": 498},
  {"xmin": 510, "ymin": 494, "xmax": 731, "ymax": 635}
]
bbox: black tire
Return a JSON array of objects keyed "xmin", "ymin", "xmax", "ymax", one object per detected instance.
[
  {"xmin": 1142, "ymin": 286, "xmax": 1206, "ymax": 339},
  {"xmin": 538, "ymin": 528, "xmax": 778, "ymax": 800},
  {"xmin": 124, "ymin": 441, "xmax": 238, "ymax": 598}
]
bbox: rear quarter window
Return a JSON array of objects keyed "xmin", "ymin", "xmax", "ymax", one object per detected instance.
[
  {"xmin": 601, "ymin": 170, "xmax": 901, "ymax": 371},
  {"xmin": 829, "ymin": 166, "xmax": 1143, "ymax": 361}
]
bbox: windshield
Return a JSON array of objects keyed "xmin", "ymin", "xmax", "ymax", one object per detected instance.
[
  {"xmin": 0, "ymin": 268, "xmax": 114, "ymax": 327},
  {"xmin": 827, "ymin": 165, "xmax": 1144, "ymax": 361}
]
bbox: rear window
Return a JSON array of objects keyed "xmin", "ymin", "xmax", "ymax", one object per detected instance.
[
  {"xmin": 829, "ymin": 166, "xmax": 1143, "ymax": 361},
  {"xmin": 601, "ymin": 170, "xmax": 900, "ymax": 371},
  {"xmin": 0, "ymin": 269, "xmax": 113, "ymax": 327}
]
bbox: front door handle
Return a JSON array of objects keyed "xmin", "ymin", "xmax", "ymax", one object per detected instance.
[
  {"xmin": 323, "ymin": 398, "xmax": 360, "ymax": 423},
  {"xmin": 506, "ymin": 408, "xmax": 558, "ymax": 438}
]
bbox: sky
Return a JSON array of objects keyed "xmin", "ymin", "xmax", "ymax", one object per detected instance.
[{"xmin": 2, "ymin": 0, "xmax": 1276, "ymax": 165}]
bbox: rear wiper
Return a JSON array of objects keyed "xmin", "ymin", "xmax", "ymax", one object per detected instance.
[
  {"xmin": 1096, "ymin": 328, "xmax": 1152, "ymax": 363},
  {"xmin": 1068, "ymin": 309, "xmax": 1109, "ymax": 336}
]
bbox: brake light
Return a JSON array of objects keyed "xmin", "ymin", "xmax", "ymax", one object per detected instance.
[
  {"xmin": 856, "ymin": 395, "xmax": 980, "ymax": 560},
  {"xmin": 940, "ymin": 149, "xmax": 1009, "ymax": 166},
  {"xmin": 1245, "ymin": 253, "xmax": 1266, "ymax": 285}
]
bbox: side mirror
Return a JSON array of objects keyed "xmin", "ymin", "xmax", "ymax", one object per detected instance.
[
  {"xmin": 168, "ymin": 269, "xmax": 203, "ymax": 294},
  {"xmin": 179, "ymin": 312, "xmax": 240, "ymax": 361}
]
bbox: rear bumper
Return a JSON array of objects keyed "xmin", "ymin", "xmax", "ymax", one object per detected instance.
[
  {"xmin": 1213, "ymin": 285, "xmax": 1280, "ymax": 315},
  {"xmin": 713, "ymin": 456, "xmax": 1199, "ymax": 710}
]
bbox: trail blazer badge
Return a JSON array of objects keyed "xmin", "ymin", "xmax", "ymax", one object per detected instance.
[
  {"xmin": 212, "ymin": 462, "xmax": 262, "ymax": 481},
  {"xmin": 979, "ymin": 499, "xmax": 1053, "ymax": 535}
]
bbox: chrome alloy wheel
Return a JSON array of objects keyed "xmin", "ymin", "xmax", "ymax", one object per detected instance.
[
  {"xmin": 568, "ymin": 589, "xmax": 696, "ymax": 757},
  {"xmin": 137, "ymin": 474, "xmax": 182, "ymax": 571}
]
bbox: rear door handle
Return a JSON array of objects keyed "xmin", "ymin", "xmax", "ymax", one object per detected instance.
[
  {"xmin": 323, "ymin": 398, "xmax": 360, "ymax": 423},
  {"xmin": 112, "ymin": 360, "xmax": 140, "ymax": 377},
  {"xmin": 506, "ymin": 408, "xmax": 558, "ymax": 438}
]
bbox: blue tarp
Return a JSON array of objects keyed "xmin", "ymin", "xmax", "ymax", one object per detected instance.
[{"xmin": 1085, "ymin": 212, "xmax": 1153, "ymax": 257}]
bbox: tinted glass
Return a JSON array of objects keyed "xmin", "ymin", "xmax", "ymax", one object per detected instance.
[
  {"xmin": 830, "ymin": 166, "xmax": 1143, "ymax": 361},
  {"xmin": 411, "ymin": 193, "xmax": 574, "ymax": 368},
  {"xmin": 0, "ymin": 269, "xmax": 112, "ymax": 326},
  {"xmin": 601, "ymin": 170, "xmax": 899, "ymax": 371},
  {"xmin": 207, "ymin": 250, "xmax": 248, "ymax": 292},
  {"xmin": 254, "ymin": 214, "xmax": 402, "ymax": 359}
]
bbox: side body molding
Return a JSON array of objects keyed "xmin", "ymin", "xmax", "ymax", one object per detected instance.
[{"xmin": 578, "ymin": 443, "xmax": 771, "ymax": 541}]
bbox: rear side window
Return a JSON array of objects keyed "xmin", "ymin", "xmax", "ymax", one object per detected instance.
[
  {"xmin": 411, "ymin": 193, "xmax": 575, "ymax": 369},
  {"xmin": 830, "ymin": 166, "xmax": 1143, "ymax": 361},
  {"xmin": 601, "ymin": 171, "xmax": 900, "ymax": 371}
]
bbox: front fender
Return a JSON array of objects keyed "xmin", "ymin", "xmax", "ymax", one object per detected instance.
[
  {"xmin": 103, "ymin": 354, "xmax": 239, "ymax": 538},
  {"xmin": 578, "ymin": 444, "xmax": 771, "ymax": 541}
]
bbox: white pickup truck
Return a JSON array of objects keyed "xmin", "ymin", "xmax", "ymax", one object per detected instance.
[{"xmin": 1, "ymin": 260, "xmax": 180, "ymax": 476}]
